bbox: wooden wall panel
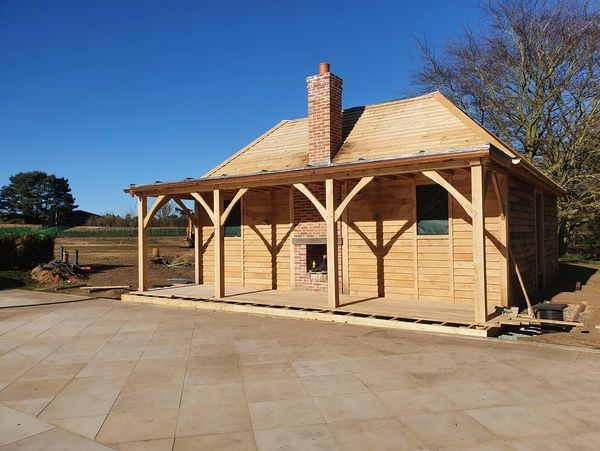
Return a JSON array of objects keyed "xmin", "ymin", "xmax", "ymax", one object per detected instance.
[
  {"xmin": 508, "ymin": 176, "xmax": 537, "ymax": 307},
  {"xmin": 447, "ymin": 171, "xmax": 503, "ymax": 310},
  {"xmin": 242, "ymin": 189, "xmax": 292, "ymax": 290},
  {"xmin": 544, "ymin": 194, "xmax": 559, "ymax": 286},
  {"xmin": 347, "ymin": 178, "xmax": 415, "ymax": 299}
]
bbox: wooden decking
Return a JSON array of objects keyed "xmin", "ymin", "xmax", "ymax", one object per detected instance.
[{"xmin": 127, "ymin": 284, "xmax": 479, "ymax": 326}]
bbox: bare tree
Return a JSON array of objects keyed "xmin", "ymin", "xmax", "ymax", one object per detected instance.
[{"xmin": 415, "ymin": 0, "xmax": 600, "ymax": 253}]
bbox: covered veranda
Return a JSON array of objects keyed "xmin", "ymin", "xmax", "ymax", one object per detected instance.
[{"xmin": 125, "ymin": 145, "xmax": 516, "ymax": 325}]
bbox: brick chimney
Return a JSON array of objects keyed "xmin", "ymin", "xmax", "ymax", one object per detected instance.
[{"xmin": 307, "ymin": 62, "xmax": 343, "ymax": 166}]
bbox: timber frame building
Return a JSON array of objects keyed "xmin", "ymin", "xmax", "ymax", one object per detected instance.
[{"xmin": 125, "ymin": 63, "xmax": 563, "ymax": 326}]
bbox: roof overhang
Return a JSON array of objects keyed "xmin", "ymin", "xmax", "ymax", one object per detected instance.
[{"xmin": 124, "ymin": 144, "xmax": 564, "ymax": 198}]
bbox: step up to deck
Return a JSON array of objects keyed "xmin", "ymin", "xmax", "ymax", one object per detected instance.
[{"xmin": 122, "ymin": 292, "xmax": 498, "ymax": 337}]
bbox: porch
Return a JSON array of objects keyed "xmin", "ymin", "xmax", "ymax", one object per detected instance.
[{"xmin": 122, "ymin": 284, "xmax": 501, "ymax": 337}]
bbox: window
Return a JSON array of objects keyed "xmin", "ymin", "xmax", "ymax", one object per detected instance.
[
  {"xmin": 416, "ymin": 184, "xmax": 449, "ymax": 235},
  {"xmin": 223, "ymin": 199, "xmax": 241, "ymax": 237}
]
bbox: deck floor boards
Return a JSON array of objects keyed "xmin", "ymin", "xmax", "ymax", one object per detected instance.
[{"xmin": 136, "ymin": 284, "xmax": 475, "ymax": 324}]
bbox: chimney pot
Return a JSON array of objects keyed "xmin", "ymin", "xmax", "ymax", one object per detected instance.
[{"xmin": 319, "ymin": 62, "xmax": 330, "ymax": 75}]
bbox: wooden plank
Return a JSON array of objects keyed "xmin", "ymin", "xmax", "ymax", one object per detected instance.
[
  {"xmin": 213, "ymin": 189, "xmax": 224, "ymax": 298},
  {"xmin": 422, "ymin": 170, "xmax": 472, "ymax": 217},
  {"xmin": 341, "ymin": 182, "xmax": 350, "ymax": 295},
  {"xmin": 448, "ymin": 174, "xmax": 455, "ymax": 303},
  {"xmin": 194, "ymin": 202, "xmax": 201, "ymax": 284},
  {"xmin": 289, "ymin": 187, "xmax": 295, "ymax": 289},
  {"xmin": 137, "ymin": 196, "xmax": 148, "ymax": 292},
  {"xmin": 492, "ymin": 172, "xmax": 509, "ymax": 307},
  {"xmin": 293, "ymin": 183, "xmax": 326, "ymax": 220},
  {"xmin": 471, "ymin": 163, "xmax": 487, "ymax": 322},
  {"xmin": 325, "ymin": 179, "xmax": 340, "ymax": 308},
  {"xmin": 411, "ymin": 177, "xmax": 419, "ymax": 300},
  {"xmin": 143, "ymin": 195, "xmax": 169, "ymax": 229}
]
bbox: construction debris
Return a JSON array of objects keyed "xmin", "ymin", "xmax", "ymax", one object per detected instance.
[
  {"xmin": 80, "ymin": 285, "xmax": 130, "ymax": 293},
  {"xmin": 31, "ymin": 261, "xmax": 88, "ymax": 285}
]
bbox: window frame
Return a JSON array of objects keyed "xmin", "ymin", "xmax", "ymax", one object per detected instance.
[
  {"xmin": 223, "ymin": 198, "xmax": 242, "ymax": 238},
  {"xmin": 416, "ymin": 183, "xmax": 450, "ymax": 236}
]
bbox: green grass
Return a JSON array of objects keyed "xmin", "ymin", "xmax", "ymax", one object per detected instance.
[{"xmin": 0, "ymin": 270, "xmax": 40, "ymax": 290}]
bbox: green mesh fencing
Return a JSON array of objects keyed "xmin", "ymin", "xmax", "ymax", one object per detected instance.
[
  {"xmin": 57, "ymin": 227, "xmax": 187, "ymax": 237},
  {"xmin": 0, "ymin": 227, "xmax": 58, "ymax": 237}
]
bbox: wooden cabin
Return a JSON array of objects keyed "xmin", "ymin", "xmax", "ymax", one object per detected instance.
[{"xmin": 125, "ymin": 62, "xmax": 563, "ymax": 325}]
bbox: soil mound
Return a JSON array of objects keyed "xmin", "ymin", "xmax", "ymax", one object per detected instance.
[{"xmin": 31, "ymin": 261, "xmax": 88, "ymax": 285}]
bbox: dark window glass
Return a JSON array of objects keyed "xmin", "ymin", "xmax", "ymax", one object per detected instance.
[
  {"xmin": 223, "ymin": 199, "xmax": 241, "ymax": 237},
  {"xmin": 416, "ymin": 184, "xmax": 449, "ymax": 235}
]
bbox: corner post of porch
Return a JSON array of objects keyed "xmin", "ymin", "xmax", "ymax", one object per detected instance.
[
  {"xmin": 325, "ymin": 178, "xmax": 340, "ymax": 308},
  {"xmin": 194, "ymin": 201, "xmax": 201, "ymax": 285},
  {"xmin": 471, "ymin": 163, "xmax": 487, "ymax": 323},
  {"xmin": 213, "ymin": 189, "xmax": 225, "ymax": 298},
  {"xmin": 137, "ymin": 195, "xmax": 149, "ymax": 292}
]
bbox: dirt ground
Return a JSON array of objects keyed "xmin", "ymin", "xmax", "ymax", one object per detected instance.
[
  {"xmin": 49, "ymin": 237, "xmax": 600, "ymax": 349},
  {"xmin": 53, "ymin": 236, "xmax": 195, "ymax": 298},
  {"xmin": 526, "ymin": 262, "xmax": 600, "ymax": 349}
]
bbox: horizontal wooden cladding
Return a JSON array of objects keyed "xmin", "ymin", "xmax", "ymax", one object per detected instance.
[
  {"xmin": 508, "ymin": 176, "xmax": 537, "ymax": 307},
  {"xmin": 347, "ymin": 178, "xmax": 416, "ymax": 300},
  {"xmin": 243, "ymin": 189, "xmax": 291, "ymax": 290},
  {"xmin": 450, "ymin": 171, "xmax": 503, "ymax": 311},
  {"xmin": 544, "ymin": 195, "xmax": 559, "ymax": 285}
]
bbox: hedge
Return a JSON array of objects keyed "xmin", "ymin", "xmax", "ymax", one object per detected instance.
[{"xmin": 0, "ymin": 234, "xmax": 55, "ymax": 270}]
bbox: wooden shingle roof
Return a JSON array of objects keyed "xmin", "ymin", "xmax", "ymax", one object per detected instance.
[{"xmin": 204, "ymin": 92, "xmax": 516, "ymax": 178}]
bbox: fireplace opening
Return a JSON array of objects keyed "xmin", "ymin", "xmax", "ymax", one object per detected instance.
[{"xmin": 306, "ymin": 244, "xmax": 327, "ymax": 273}]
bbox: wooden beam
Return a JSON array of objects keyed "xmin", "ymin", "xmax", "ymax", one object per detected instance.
[
  {"xmin": 289, "ymin": 187, "xmax": 295, "ymax": 289},
  {"xmin": 143, "ymin": 195, "xmax": 169, "ymax": 229},
  {"xmin": 491, "ymin": 172, "xmax": 509, "ymax": 307},
  {"xmin": 137, "ymin": 196, "xmax": 148, "ymax": 292},
  {"xmin": 341, "ymin": 182, "xmax": 350, "ymax": 295},
  {"xmin": 293, "ymin": 183, "xmax": 326, "ymax": 220},
  {"xmin": 334, "ymin": 176, "xmax": 374, "ymax": 221},
  {"xmin": 491, "ymin": 172, "xmax": 505, "ymax": 218},
  {"xmin": 325, "ymin": 179, "xmax": 340, "ymax": 308},
  {"xmin": 191, "ymin": 192, "xmax": 215, "ymax": 222},
  {"xmin": 194, "ymin": 202, "xmax": 201, "ymax": 285},
  {"xmin": 510, "ymin": 249, "xmax": 534, "ymax": 317},
  {"xmin": 130, "ymin": 159, "xmax": 476, "ymax": 198},
  {"xmin": 422, "ymin": 170, "xmax": 472, "ymax": 217},
  {"xmin": 213, "ymin": 189, "xmax": 224, "ymax": 298},
  {"xmin": 221, "ymin": 188, "xmax": 248, "ymax": 226},
  {"xmin": 173, "ymin": 198, "xmax": 197, "ymax": 227},
  {"xmin": 471, "ymin": 164, "xmax": 487, "ymax": 323}
]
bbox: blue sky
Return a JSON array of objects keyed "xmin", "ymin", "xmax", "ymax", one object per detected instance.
[{"xmin": 0, "ymin": 0, "xmax": 482, "ymax": 214}]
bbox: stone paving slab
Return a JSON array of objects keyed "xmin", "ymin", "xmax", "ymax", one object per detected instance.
[
  {"xmin": 0, "ymin": 298, "xmax": 599, "ymax": 450},
  {"xmin": 0, "ymin": 289, "xmax": 90, "ymax": 308}
]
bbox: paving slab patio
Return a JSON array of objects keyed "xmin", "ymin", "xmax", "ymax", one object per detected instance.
[{"xmin": 0, "ymin": 296, "xmax": 599, "ymax": 450}]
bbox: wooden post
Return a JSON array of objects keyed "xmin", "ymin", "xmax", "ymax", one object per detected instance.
[
  {"xmin": 341, "ymin": 182, "xmax": 350, "ymax": 295},
  {"xmin": 194, "ymin": 202, "xmax": 201, "ymax": 285},
  {"xmin": 289, "ymin": 187, "xmax": 295, "ymax": 289},
  {"xmin": 325, "ymin": 179, "xmax": 340, "ymax": 308},
  {"xmin": 137, "ymin": 196, "xmax": 148, "ymax": 292},
  {"xmin": 213, "ymin": 189, "xmax": 224, "ymax": 298},
  {"xmin": 471, "ymin": 163, "xmax": 487, "ymax": 323}
]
